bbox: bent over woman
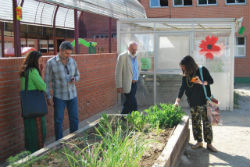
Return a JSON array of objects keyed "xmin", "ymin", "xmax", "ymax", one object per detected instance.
[{"xmin": 174, "ymin": 55, "xmax": 217, "ymax": 152}]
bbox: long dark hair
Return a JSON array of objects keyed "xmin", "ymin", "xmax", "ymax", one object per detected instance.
[
  {"xmin": 180, "ymin": 55, "xmax": 198, "ymax": 77},
  {"xmin": 19, "ymin": 51, "xmax": 42, "ymax": 77}
]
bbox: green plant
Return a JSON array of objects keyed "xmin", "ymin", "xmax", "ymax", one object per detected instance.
[
  {"xmin": 126, "ymin": 111, "xmax": 145, "ymax": 132},
  {"xmin": 144, "ymin": 104, "xmax": 184, "ymax": 128},
  {"xmin": 97, "ymin": 114, "xmax": 111, "ymax": 134},
  {"xmin": 234, "ymin": 91, "xmax": 240, "ymax": 108},
  {"xmin": 155, "ymin": 120, "xmax": 162, "ymax": 136},
  {"xmin": 11, "ymin": 104, "xmax": 184, "ymax": 167},
  {"xmin": 7, "ymin": 151, "xmax": 31, "ymax": 167},
  {"xmin": 63, "ymin": 114, "xmax": 147, "ymax": 167},
  {"xmin": 7, "ymin": 150, "xmax": 49, "ymax": 167},
  {"xmin": 63, "ymin": 142, "xmax": 101, "ymax": 167}
]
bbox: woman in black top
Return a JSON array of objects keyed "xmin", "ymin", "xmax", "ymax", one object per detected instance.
[{"xmin": 174, "ymin": 55, "xmax": 217, "ymax": 152}]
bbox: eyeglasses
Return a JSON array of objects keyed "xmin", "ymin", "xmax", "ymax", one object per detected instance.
[{"xmin": 65, "ymin": 65, "xmax": 69, "ymax": 74}]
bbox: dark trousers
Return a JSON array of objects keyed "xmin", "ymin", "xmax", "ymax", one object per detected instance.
[
  {"xmin": 53, "ymin": 97, "xmax": 79, "ymax": 140},
  {"xmin": 122, "ymin": 82, "xmax": 138, "ymax": 114}
]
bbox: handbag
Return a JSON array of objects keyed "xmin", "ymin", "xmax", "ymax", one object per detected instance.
[
  {"xmin": 199, "ymin": 66, "xmax": 220, "ymax": 125},
  {"xmin": 20, "ymin": 69, "xmax": 48, "ymax": 118}
]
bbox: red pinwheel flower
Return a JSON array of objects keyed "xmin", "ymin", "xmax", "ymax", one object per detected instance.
[{"xmin": 199, "ymin": 35, "xmax": 221, "ymax": 60}]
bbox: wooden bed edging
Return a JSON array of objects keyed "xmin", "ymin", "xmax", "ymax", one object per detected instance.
[{"xmin": 152, "ymin": 115, "xmax": 190, "ymax": 167}]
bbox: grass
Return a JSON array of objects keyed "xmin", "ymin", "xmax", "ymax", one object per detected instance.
[
  {"xmin": 7, "ymin": 150, "xmax": 51, "ymax": 167},
  {"xmin": 63, "ymin": 116, "xmax": 146, "ymax": 167}
]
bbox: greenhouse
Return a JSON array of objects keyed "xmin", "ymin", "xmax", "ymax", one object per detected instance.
[{"xmin": 117, "ymin": 18, "xmax": 239, "ymax": 110}]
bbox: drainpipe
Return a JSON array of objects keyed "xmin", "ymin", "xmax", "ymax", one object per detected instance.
[
  {"xmin": 53, "ymin": 5, "xmax": 59, "ymax": 55},
  {"xmin": 74, "ymin": 9, "xmax": 79, "ymax": 54},
  {"xmin": 108, "ymin": 18, "xmax": 112, "ymax": 53},
  {"xmin": 1, "ymin": 22, "xmax": 4, "ymax": 57},
  {"xmin": 13, "ymin": 0, "xmax": 21, "ymax": 57}
]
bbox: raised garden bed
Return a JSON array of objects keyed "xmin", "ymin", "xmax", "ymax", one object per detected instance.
[{"xmin": 8, "ymin": 104, "xmax": 189, "ymax": 167}]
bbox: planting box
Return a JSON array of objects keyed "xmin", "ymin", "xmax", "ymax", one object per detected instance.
[
  {"xmin": 153, "ymin": 115, "xmax": 189, "ymax": 167},
  {"xmin": 9, "ymin": 114, "xmax": 189, "ymax": 167}
]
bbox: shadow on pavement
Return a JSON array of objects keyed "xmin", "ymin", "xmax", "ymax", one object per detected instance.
[{"xmin": 209, "ymin": 151, "xmax": 250, "ymax": 167}]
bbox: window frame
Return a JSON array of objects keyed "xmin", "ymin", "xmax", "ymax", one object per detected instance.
[
  {"xmin": 225, "ymin": 0, "xmax": 246, "ymax": 5},
  {"xmin": 149, "ymin": 0, "xmax": 169, "ymax": 8},
  {"xmin": 173, "ymin": 0, "xmax": 193, "ymax": 7},
  {"xmin": 235, "ymin": 36, "xmax": 246, "ymax": 58},
  {"xmin": 197, "ymin": 0, "xmax": 217, "ymax": 6}
]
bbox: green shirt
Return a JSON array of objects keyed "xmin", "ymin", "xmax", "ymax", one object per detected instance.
[{"xmin": 21, "ymin": 68, "xmax": 46, "ymax": 91}]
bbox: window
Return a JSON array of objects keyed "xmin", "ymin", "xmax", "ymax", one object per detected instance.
[
  {"xmin": 112, "ymin": 33, "xmax": 117, "ymax": 38},
  {"xmin": 235, "ymin": 37, "xmax": 246, "ymax": 57},
  {"xmin": 198, "ymin": 0, "xmax": 216, "ymax": 5},
  {"xmin": 93, "ymin": 34, "xmax": 109, "ymax": 39},
  {"xmin": 150, "ymin": 0, "xmax": 168, "ymax": 7},
  {"xmin": 173, "ymin": 0, "xmax": 192, "ymax": 6},
  {"xmin": 226, "ymin": 0, "xmax": 246, "ymax": 4}
]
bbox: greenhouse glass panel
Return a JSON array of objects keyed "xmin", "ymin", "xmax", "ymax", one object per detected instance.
[
  {"xmin": 136, "ymin": 74, "xmax": 154, "ymax": 109},
  {"xmin": 193, "ymin": 31, "xmax": 233, "ymax": 110},
  {"xmin": 156, "ymin": 34, "xmax": 190, "ymax": 73},
  {"xmin": 155, "ymin": 74, "xmax": 188, "ymax": 106},
  {"xmin": 120, "ymin": 22, "xmax": 154, "ymax": 33}
]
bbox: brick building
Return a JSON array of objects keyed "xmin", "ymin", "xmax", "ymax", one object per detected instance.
[{"xmin": 139, "ymin": 0, "xmax": 250, "ymax": 81}]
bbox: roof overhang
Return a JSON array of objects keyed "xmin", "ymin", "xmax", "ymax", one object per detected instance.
[
  {"xmin": 0, "ymin": 0, "xmax": 146, "ymax": 30},
  {"xmin": 38, "ymin": 0, "xmax": 147, "ymax": 19},
  {"xmin": 118, "ymin": 18, "xmax": 241, "ymax": 31}
]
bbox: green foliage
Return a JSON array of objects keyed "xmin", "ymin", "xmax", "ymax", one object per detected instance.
[
  {"xmin": 234, "ymin": 91, "xmax": 240, "ymax": 108},
  {"xmin": 97, "ymin": 114, "xmax": 112, "ymax": 135},
  {"xmin": 63, "ymin": 116, "xmax": 146, "ymax": 167},
  {"xmin": 7, "ymin": 150, "xmax": 49, "ymax": 167},
  {"xmin": 145, "ymin": 103, "xmax": 184, "ymax": 128},
  {"xmin": 7, "ymin": 151, "xmax": 31, "ymax": 167},
  {"xmin": 125, "ymin": 103, "xmax": 184, "ymax": 132},
  {"xmin": 9, "ymin": 104, "xmax": 184, "ymax": 167},
  {"xmin": 126, "ymin": 111, "xmax": 145, "ymax": 131},
  {"xmin": 127, "ymin": 103, "xmax": 185, "ymax": 130}
]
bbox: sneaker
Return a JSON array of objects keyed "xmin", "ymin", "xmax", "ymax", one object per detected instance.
[
  {"xmin": 191, "ymin": 142, "xmax": 203, "ymax": 149},
  {"xmin": 207, "ymin": 144, "xmax": 218, "ymax": 152}
]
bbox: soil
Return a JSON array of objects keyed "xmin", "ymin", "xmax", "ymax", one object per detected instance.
[
  {"xmin": 139, "ymin": 128, "xmax": 174, "ymax": 167},
  {"xmin": 25, "ymin": 117, "xmax": 174, "ymax": 167}
]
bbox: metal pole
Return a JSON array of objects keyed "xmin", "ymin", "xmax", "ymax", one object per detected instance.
[
  {"xmin": 22, "ymin": 1, "xmax": 27, "ymax": 47},
  {"xmin": 25, "ymin": 25, "xmax": 28, "ymax": 47},
  {"xmin": 74, "ymin": 9, "xmax": 79, "ymax": 54},
  {"xmin": 108, "ymin": 18, "xmax": 112, "ymax": 53},
  {"xmin": 25, "ymin": 34, "xmax": 28, "ymax": 46},
  {"xmin": 1, "ymin": 22, "xmax": 4, "ymax": 57},
  {"xmin": 53, "ymin": 5, "xmax": 59, "ymax": 55},
  {"xmin": 13, "ymin": 0, "xmax": 21, "ymax": 57}
]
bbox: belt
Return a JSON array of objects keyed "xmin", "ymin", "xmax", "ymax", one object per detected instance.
[{"xmin": 132, "ymin": 80, "xmax": 137, "ymax": 83}]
